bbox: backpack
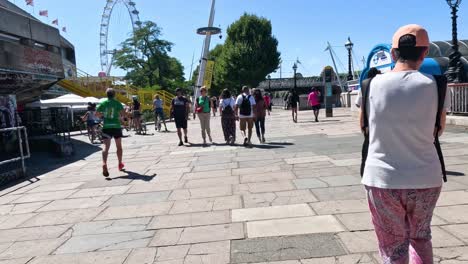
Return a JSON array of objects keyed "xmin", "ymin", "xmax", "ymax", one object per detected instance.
[
  {"xmin": 240, "ymin": 95, "xmax": 252, "ymax": 116},
  {"xmin": 360, "ymin": 75, "xmax": 447, "ymax": 182},
  {"xmin": 222, "ymin": 99, "xmax": 234, "ymax": 116}
]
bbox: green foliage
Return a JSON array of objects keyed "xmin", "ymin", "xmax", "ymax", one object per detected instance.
[
  {"xmin": 215, "ymin": 13, "xmax": 281, "ymax": 92},
  {"xmin": 114, "ymin": 21, "xmax": 185, "ymax": 92},
  {"xmin": 191, "ymin": 14, "xmax": 280, "ymax": 97}
]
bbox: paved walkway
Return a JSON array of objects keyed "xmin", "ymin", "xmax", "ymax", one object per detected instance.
[{"xmin": 0, "ymin": 108, "xmax": 467, "ymax": 264}]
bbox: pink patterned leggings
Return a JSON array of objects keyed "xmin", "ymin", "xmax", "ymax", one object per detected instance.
[{"xmin": 365, "ymin": 186, "xmax": 441, "ymax": 264}]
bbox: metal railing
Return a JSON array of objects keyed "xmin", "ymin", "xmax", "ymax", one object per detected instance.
[
  {"xmin": 449, "ymin": 83, "xmax": 468, "ymax": 114},
  {"xmin": 0, "ymin": 127, "xmax": 30, "ymax": 175}
]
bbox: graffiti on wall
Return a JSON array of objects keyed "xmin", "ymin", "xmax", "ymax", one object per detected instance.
[{"xmin": 22, "ymin": 47, "xmax": 62, "ymax": 75}]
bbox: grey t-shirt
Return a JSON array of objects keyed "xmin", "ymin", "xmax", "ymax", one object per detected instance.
[
  {"xmin": 153, "ymin": 99, "xmax": 163, "ymax": 109},
  {"xmin": 360, "ymin": 71, "xmax": 451, "ymax": 189}
]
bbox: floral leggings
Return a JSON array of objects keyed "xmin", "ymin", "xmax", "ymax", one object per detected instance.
[{"xmin": 366, "ymin": 186, "xmax": 441, "ymax": 264}]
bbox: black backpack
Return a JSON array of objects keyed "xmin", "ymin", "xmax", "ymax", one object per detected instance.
[
  {"xmin": 222, "ymin": 99, "xmax": 234, "ymax": 116},
  {"xmin": 360, "ymin": 75, "xmax": 448, "ymax": 182},
  {"xmin": 240, "ymin": 95, "xmax": 252, "ymax": 116}
]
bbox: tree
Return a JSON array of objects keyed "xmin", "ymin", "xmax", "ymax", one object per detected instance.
[
  {"xmin": 217, "ymin": 13, "xmax": 281, "ymax": 91},
  {"xmin": 114, "ymin": 21, "xmax": 185, "ymax": 91}
]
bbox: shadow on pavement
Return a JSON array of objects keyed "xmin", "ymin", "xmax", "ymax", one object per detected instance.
[
  {"xmin": 447, "ymin": 171, "xmax": 465, "ymax": 177},
  {"xmin": 266, "ymin": 142, "xmax": 294, "ymax": 146},
  {"xmin": 0, "ymin": 138, "xmax": 101, "ymax": 193},
  {"xmin": 110, "ymin": 170, "xmax": 156, "ymax": 182}
]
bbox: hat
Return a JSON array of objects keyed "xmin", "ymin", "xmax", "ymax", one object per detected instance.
[{"xmin": 392, "ymin": 24, "xmax": 429, "ymax": 49}]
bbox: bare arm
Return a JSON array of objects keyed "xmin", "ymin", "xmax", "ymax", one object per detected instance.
[{"xmin": 434, "ymin": 110, "xmax": 447, "ymax": 137}]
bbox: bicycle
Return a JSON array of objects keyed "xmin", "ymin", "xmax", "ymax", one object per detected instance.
[
  {"xmin": 136, "ymin": 118, "xmax": 147, "ymax": 135},
  {"xmin": 87, "ymin": 121, "xmax": 103, "ymax": 143}
]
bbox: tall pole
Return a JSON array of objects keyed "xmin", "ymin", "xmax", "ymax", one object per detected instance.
[
  {"xmin": 195, "ymin": 0, "xmax": 216, "ymax": 96},
  {"xmin": 293, "ymin": 68, "xmax": 297, "ymax": 89},
  {"xmin": 347, "ymin": 48, "xmax": 353, "ymax": 81},
  {"xmin": 188, "ymin": 50, "xmax": 195, "ymax": 84},
  {"xmin": 446, "ymin": 1, "xmax": 465, "ymax": 83}
]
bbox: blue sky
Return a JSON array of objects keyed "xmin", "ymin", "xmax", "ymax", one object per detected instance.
[{"xmin": 10, "ymin": 0, "xmax": 468, "ymax": 79}]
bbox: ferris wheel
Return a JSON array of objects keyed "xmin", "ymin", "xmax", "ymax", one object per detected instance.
[{"xmin": 99, "ymin": 0, "xmax": 141, "ymax": 76}]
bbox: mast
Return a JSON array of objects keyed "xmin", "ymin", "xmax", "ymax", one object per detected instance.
[{"xmin": 326, "ymin": 42, "xmax": 344, "ymax": 91}]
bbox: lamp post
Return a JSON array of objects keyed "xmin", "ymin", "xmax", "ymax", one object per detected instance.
[
  {"xmin": 345, "ymin": 37, "xmax": 354, "ymax": 81},
  {"xmin": 267, "ymin": 74, "xmax": 271, "ymax": 92},
  {"xmin": 292, "ymin": 63, "xmax": 298, "ymax": 90},
  {"xmin": 445, "ymin": 0, "xmax": 465, "ymax": 83}
]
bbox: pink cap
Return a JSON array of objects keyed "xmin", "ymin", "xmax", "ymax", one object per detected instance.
[{"xmin": 392, "ymin": 24, "xmax": 430, "ymax": 49}]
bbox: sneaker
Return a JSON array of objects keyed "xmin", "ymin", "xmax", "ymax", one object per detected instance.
[
  {"xmin": 258, "ymin": 137, "xmax": 262, "ymax": 143},
  {"xmin": 118, "ymin": 163, "xmax": 125, "ymax": 171},
  {"xmin": 243, "ymin": 138, "xmax": 248, "ymax": 146},
  {"xmin": 102, "ymin": 165, "xmax": 109, "ymax": 177},
  {"xmin": 178, "ymin": 141, "xmax": 184, "ymax": 146},
  {"xmin": 184, "ymin": 136, "xmax": 188, "ymax": 143},
  {"xmin": 208, "ymin": 136, "xmax": 213, "ymax": 143},
  {"xmin": 262, "ymin": 136, "xmax": 266, "ymax": 143}
]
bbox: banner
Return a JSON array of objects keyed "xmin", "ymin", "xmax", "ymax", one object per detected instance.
[{"xmin": 203, "ymin": 60, "xmax": 215, "ymax": 89}]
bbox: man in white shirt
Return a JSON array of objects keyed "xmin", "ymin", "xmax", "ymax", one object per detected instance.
[
  {"xmin": 359, "ymin": 24, "xmax": 450, "ymax": 264},
  {"xmin": 235, "ymin": 86, "xmax": 256, "ymax": 146}
]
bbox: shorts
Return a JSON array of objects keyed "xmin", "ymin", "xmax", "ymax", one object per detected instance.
[
  {"xmin": 291, "ymin": 103, "xmax": 298, "ymax": 109},
  {"xmin": 174, "ymin": 117, "xmax": 187, "ymax": 129},
  {"xmin": 239, "ymin": 118, "xmax": 254, "ymax": 131},
  {"xmin": 312, "ymin": 104, "xmax": 321, "ymax": 111},
  {"xmin": 155, "ymin": 108, "xmax": 165, "ymax": 120},
  {"xmin": 87, "ymin": 120, "xmax": 99, "ymax": 127},
  {"xmin": 133, "ymin": 111, "xmax": 141, "ymax": 118},
  {"xmin": 102, "ymin": 128, "xmax": 123, "ymax": 139}
]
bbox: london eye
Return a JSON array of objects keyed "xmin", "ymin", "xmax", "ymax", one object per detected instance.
[{"xmin": 99, "ymin": 0, "xmax": 141, "ymax": 76}]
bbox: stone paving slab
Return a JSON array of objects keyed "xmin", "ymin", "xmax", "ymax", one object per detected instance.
[
  {"xmin": 20, "ymin": 208, "xmax": 104, "ymax": 227},
  {"xmin": 246, "ymin": 216, "xmax": 345, "ymax": 238},
  {"xmin": 55, "ymin": 230, "xmax": 154, "ymax": 254},
  {"xmin": 95, "ymin": 202, "xmax": 174, "ymax": 220},
  {"xmin": 148, "ymin": 210, "xmax": 230, "ymax": 229},
  {"xmin": 231, "ymin": 234, "xmax": 347, "ymax": 263},
  {"xmin": 232, "ymin": 204, "xmax": 315, "ymax": 222},
  {"xmin": 29, "ymin": 249, "xmax": 131, "ymax": 264}
]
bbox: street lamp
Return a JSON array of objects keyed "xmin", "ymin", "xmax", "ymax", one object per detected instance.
[
  {"xmin": 345, "ymin": 37, "xmax": 354, "ymax": 81},
  {"xmin": 292, "ymin": 63, "xmax": 298, "ymax": 90},
  {"xmin": 445, "ymin": 0, "xmax": 466, "ymax": 83},
  {"xmin": 267, "ymin": 74, "xmax": 271, "ymax": 92}
]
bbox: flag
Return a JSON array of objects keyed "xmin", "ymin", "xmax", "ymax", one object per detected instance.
[
  {"xmin": 62, "ymin": 27, "xmax": 67, "ymax": 33},
  {"xmin": 25, "ymin": 0, "xmax": 34, "ymax": 6},
  {"xmin": 39, "ymin": 10, "xmax": 48, "ymax": 17},
  {"xmin": 52, "ymin": 19, "xmax": 59, "ymax": 26}
]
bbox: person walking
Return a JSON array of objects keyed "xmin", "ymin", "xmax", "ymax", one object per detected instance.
[
  {"xmin": 359, "ymin": 24, "xmax": 451, "ymax": 264},
  {"xmin": 171, "ymin": 88, "xmax": 190, "ymax": 146},
  {"xmin": 253, "ymin": 89, "xmax": 269, "ymax": 143},
  {"xmin": 263, "ymin": 93, "xmax": 272, "ymax": 113},
  {"xmin": 152, "ymin": 94, "xmax": 168, "ymax": 132},
  {"xmin": 131, "ymin": 96, "xmax": 142, "ymax": 134},
  {"xmin": 288, "ymin": 89, "xmax": 299, "ymax": 123},
  {"xmin": 195, "ymin": 87, "xmax": 213, "ymax": 145},
  {"xmin": 211, "ymin": 96, "xmax": 218, "ymax": 117},
  {"xmin": 235, "ymin": 86, "xmax": 256, "ymax": 147},
  {"xmin": 96, "ymin": 88, "xmax": 125, "ymax": 177},
  {"xmin": 219, "ymin": 89, "xmax": 237, "ymax": 145},
  {"xmin": 308, "ymin": 88, "xmax": 321, "ymax": 122}
]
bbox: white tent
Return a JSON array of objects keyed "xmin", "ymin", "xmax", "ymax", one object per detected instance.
[{"xmin": 26, "ymin": 94, "xmax": 100, "ymax": 108}]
